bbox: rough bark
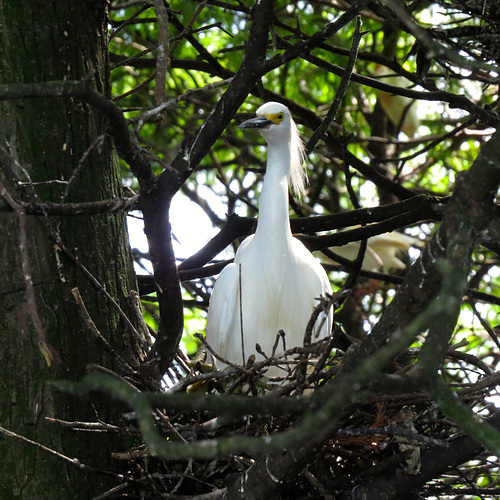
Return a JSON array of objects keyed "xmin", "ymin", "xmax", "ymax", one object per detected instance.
[{"xmin": 0, "ymin": 1, "xmax": 141, "ymax": 497}]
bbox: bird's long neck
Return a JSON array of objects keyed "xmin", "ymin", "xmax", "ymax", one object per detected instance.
[{"xmin": 254, "ymin": 137, "xmax": 293, "ymax": 249}]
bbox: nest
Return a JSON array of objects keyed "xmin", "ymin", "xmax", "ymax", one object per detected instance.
[{"xmin": 49, "ymin": 329, "xmax": 500, "ymax": 499}]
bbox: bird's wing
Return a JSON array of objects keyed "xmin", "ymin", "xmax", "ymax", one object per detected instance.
[
  {"xmin": 290, "ymin": 238, "xmax": 334, "ymax": 339},
  {"xmin": 291, "ymin": 238, "xmax": 331, "ymax": 290},
  {"xmin": 205, "ymin": 262, "xmax": 239, "ymax": 355}
]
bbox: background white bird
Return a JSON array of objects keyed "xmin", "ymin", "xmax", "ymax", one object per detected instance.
[
  {"xmin": 375, "ymin": 64, "xmax": 420, "ymax": 139},
  {"xmin": 329, "ymin": 230, "xmax": 421, "ymax": 272},
  {"xmin": 205, "ymin": 102, "xmax": 333, "ymax": 375}
]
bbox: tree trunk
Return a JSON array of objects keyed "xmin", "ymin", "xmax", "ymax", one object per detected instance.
[{"xmin": 0, "ymin": 1, "xmax": 141, "ymax": 497}]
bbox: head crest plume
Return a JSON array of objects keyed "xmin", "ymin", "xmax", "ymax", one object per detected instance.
[{"xmin": 289, "ymin": 116, "xmax": 308, "ymax": 197}]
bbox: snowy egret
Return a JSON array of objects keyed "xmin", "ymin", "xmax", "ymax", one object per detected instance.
[
  {"xmin": 375, "ymin": 65, "xmax": 420, "ymax": 138},
  {"xmin": 205, "ymin": 102, "xmax": 333, "ymax": 374},
  {"xmin": 330, "ymin": 231, "xmax": 421, "ymax": 272}
]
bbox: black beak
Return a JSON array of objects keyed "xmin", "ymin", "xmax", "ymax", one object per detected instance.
[{"xmin": 239, "ymin": 115, "xmax": 273, "ymax": 130}]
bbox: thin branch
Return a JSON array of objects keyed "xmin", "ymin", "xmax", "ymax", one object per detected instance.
[
  {"xmin": 0, "ymin": 424, "xmax": 132, "ymax": 480},
  {"xmin": 0, "ymin": 195, "xmax": 139, "ymax": 216},
  {"xmin": 61, "ymin": 134, "xmax": 108, "ymax": 201},
  {"xmin": 134, "ymin": 77, "xmax": 233, "ymax": 128},
  {"xmin": 469, "ymin": 298, "xmax": 500, "ymax": 350},
  {"xmin": 168, "ymin": 0, "xmax": 207, "ymax": 58},
  {"xmin": 71, "ymin": 287, "xmax": 137, "ymax": 373},
  {"xmin": 336, "ymin": 426, "xmax": 448, "ymax": 447},
  {"xmin": 306, "ymin": 16, "xmax": 364, "ymax": 154},
  {"xmin": 110, "ymin": 3, "xmax": 153, "ymax": 40}
]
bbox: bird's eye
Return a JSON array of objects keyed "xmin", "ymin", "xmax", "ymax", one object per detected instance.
[{"xmin": 277, "ymin": 113, "xmax": 284, "ymax": 121}]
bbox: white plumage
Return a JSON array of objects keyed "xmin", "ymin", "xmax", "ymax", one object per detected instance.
[
  {"xmin": 375, "ymin": 64, "xmax": 420, "ymax": 138},
  {"xmin": 330, "ymin": 231, "xmax": 421, "ymax": 272},
  {"xmin": 205, "ymin": 102, "xmax": 333, "ymax": 374}
]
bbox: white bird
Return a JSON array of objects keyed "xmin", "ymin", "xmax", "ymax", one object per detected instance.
[
  {"xmin": 205, "ymin": 102, "xmax": 333, "ymax": 374},
  {"xmin": 330, "ymin": 231, "xmax": 421, "ymax": 272},
  {"xmin": 375, "ymin": 64, "xmax": 420, "ymax": 139}
]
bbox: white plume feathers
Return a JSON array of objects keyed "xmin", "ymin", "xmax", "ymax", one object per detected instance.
[{"xmin": 288, "ymin": 115, "xmax": 308, "ymax": 197}]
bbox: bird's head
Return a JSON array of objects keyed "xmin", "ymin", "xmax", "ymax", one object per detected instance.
[
  {"xmin": 239, "ymin": 102, "xmax": 291, "ymax": 141},
  {"xmin": 239, "ymin": 102, "xmax": 307, "ymax": 196}
]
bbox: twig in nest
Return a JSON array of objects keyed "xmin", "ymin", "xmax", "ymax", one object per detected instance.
[{"xmin": 194, "ymin": 332, "xmax": 254, "ymax": 376}]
